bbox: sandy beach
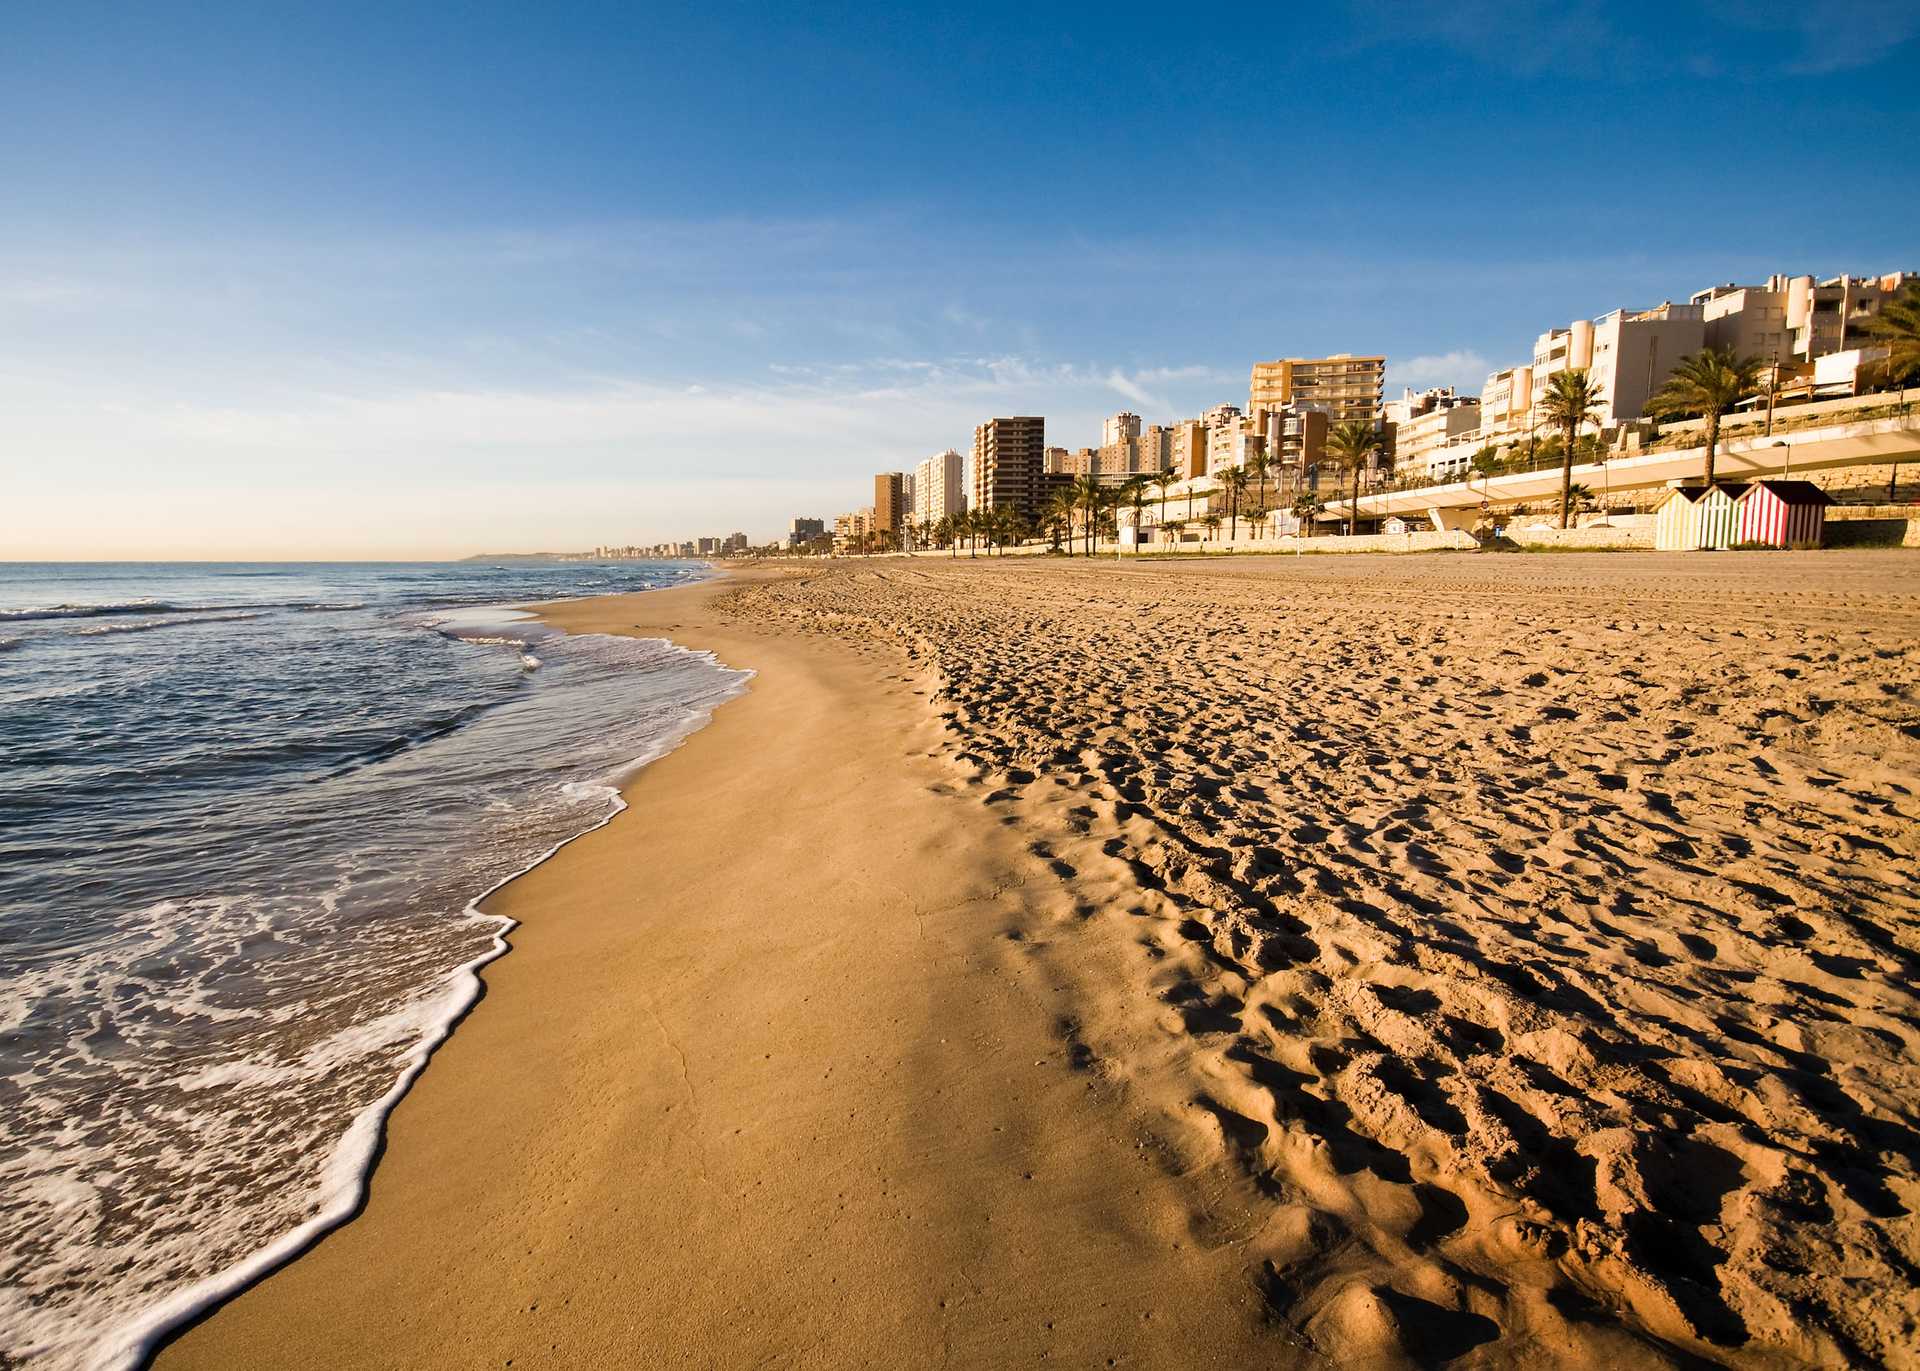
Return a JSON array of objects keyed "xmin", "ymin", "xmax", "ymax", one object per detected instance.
[{"xmin": 161, "ymin": 551, "xmax": 1920, "ymax": 1369}]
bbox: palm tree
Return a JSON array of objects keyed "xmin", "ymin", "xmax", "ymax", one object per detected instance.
[
  {"xmin": 1536, "ymin": 368, "xmax": 1607, "ymax": 528},
  {"xmin": 1247, "ymin": 450, "xmax": 1271, "ymax": 533},
  {"xmin": 1324, "ymin": 420, "xmax": 1380, "ymax": 535},
  {"xmin": 1044, "ymin": 488, "xmax": 1075, "ymax": 552},
  {"xmin": 993, "ymin": 506, "xmax": 1024, "ymax": 555},
  {"xmin": 1290, "ymin": 491, "xmax": 1325, "ymax": 538},
  {"xmin": 1645, "ymin": 346, "xmax": 1764, "ymax": 491},
  {"xmin": 1222, "ymin": 466, "xmax": 1250, "ymax": 542},
  {"xmin": 1865, "ymin": 280, "xmax": 1920, "ymax": 407},
  {"xmin": 1201, "ymin": 513, "xmax": 1222, "ymax": 545},
  {"xmin": 1119, "ymin": 476, "xmax": 1153, "ymax": 554},
  {"xmin": 1151, "ymin": 464, "xmax": 1178, "ymax": 536},
  {"xmin": 1070, "ymin": 474, "xmax": 1105, "ymax": 556}
]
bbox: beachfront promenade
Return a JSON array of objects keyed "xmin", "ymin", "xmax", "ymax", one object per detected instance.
[{"xmin": 1357, "ymin": 407, "xmax": 1920, "ymax": 529}]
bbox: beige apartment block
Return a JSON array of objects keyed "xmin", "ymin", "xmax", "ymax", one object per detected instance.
[
  {"xmin": 1693, "ymin": 277, "xmax": 1796, "ymax": 364},
  {"xmin": 912, "ymin": 449, "xmax": 966, "ymax": 525},
  {"xmin": 1207, "ymin": 413, "xmax": 1263, "ymax": 475},
  {"xmin": 832, "ymin": 506, "xmax": 874, "ymax": 554},
  {"xmin": 1384, "ymin": 389, "xmax": 1482, "ymax": 481},
  {"xmin": 971, "ymin": 416, "xmax": 1046, "ymax": 517},
  {"xmin": 1694, "ymin": 270, "xmax": 1916, "ymax": 365},
  {"xmin": 873, "ymin": 472, "xmax": 910, "ymax": 540},
  {"xmin": 1101, "ymin": 412, "xmax": 1142, "ymax": 446},
  {"xmin": 1529, "ymin": 303, "xmax": 1705, "ymax": 424},
  {"xmin": 1249, "ymin": 354, "xmax": 1385, "ymax": 425},
  {"xmin": 1478, "ymin": 365, "xmax": 1534, "ymax": 444},
  {"xmin": 1169, "ymin": 419, "xmax": 1207, "ymax": 480},
  {"xmin": 1136, "ymin": 424, "xmax": 1173, "ymax": 476}
]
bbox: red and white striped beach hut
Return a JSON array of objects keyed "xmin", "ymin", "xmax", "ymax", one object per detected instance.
[{"xmin": 1735, "ymin": 480, "xmax": 1833, "ymax": 549}]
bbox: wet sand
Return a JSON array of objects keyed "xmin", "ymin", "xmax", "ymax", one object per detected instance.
[{"xmin": 164, "ymin": 552, "xmax": 1920, "ymax": 1369}]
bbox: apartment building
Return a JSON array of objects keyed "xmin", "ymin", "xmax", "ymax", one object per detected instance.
[
  {"xmin": 1101, "ymin": 412, "xmax": 1142, "ymax": 446},
  {"xmin": 1207, "ymin": 414, "xmax": 1266, "ymax": 475},
  {"xmin": 1693, "ymin": 277, "xmax": 1796, "ymax": 363},
  {"xmin": 971, "ymin": 416, "xmax": 1046, "ymax": 518},
  {"xmin": 1384, "ymin": 387, "xmax": 1481, "ymax": 480},
  {"xmin": 788, "ymin": 517, "xmax": 826, "ymax": 547},
  {"xmin": 1249, "ymin": 355, "xmax": 1386, "ymax": 425},
  {"xmin": 1265, "ymin": 407, "xmax": 1329, "ymax": 476},
  {"xmin": 1693, "ymin": 270, "xmax": 1915, "ymax": 380},
  {"xmin": 1096, "ymin": 429, "xmax": 1167, "ymax": 476},
  {"xmin": 873, "ymin": 472, "xmax": 911, "ymax": 544},
  {"xmin": 1528, "ymin": 302, "xmax": 1705, "ymax": 424},
  {"xmin": 1136, "ymin": 424, "xmax": 1172, "ymax": 476},
  {"xmin": 912, "ymin": 449, "xmax": 966, "ymax": 525},
  {"xmin": 1478, "ymin": 365, "xmax": 1534, "ymax": 445},
  {"xmin": 1774, "ymin": 272, "xmax": 1915, "ymax": 360},
  {"xmin": 1169, "ymin": 419, "xmax": 1208, "ymax": 480},
  {"xmin": 832, "ymin": 506, "xmax": 874, "ymax": 554}
]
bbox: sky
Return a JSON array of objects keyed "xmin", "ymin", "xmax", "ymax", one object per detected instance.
[{"xmin": 4, "ymin": 0, "xmax": 1918, "ymax": 558}]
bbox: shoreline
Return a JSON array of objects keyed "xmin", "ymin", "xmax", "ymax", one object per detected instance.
[
  {"xmin": 113, "ymin": 576, "xmax": 747, "ymax": 1370},
  {"xmin": 157, "ymin": 566, "xmax": 1287, "ymax": 1368}
]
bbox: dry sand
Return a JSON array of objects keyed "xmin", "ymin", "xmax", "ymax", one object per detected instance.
[{"xmin": 162, "ymin": 551, "xmax": 1920, "ymax": 1369}]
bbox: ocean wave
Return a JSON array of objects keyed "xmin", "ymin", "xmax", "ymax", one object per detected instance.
[
  {"xmin": 0, "ymin": 637, "xmax": 18, "ymax": 652},
  {"xmin": 74, "ymin": 613, "xmax": 261, "ymax": 637},
  {"xmin": 0, "ymin": 599, "xmax": 174, "ymax": 622},
  {"xmin": 4, "ymin": 599, "xmax": 370, "ymax": 623}
]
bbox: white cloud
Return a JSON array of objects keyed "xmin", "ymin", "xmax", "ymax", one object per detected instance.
[{"xmin": 1388, "ymin": 349, "xmax": 1491, "ymax": 392}]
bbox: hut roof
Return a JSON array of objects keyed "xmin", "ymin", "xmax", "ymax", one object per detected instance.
[
  {"xmin": 1702, "ymin": 483, "xmax": 1752, "ymax": 502},
  {"xmin": 1741, "ymin": 480, "xmax": 1834, "ymax": 507},
  {"xmin": 1657, "ymin": 486, "xmax": 1707, "ymax": 508}
]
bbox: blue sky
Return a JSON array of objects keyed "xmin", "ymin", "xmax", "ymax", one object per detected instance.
[{"xmin": 5, "ymin": 0, "xmax": 1917, "ymax": 556}]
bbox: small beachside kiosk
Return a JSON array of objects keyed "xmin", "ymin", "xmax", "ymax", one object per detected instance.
[
  {"xmin": 1735, "ymin": 480, "xmax": 1833, "ymax": 549},
  {"xmin": 1654, "ymin": 483, "xmax": 1748, "ymax": 551}
]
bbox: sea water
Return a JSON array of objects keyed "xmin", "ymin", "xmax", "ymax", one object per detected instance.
[{"xmin": 0, "ymin": 562, "xmax": 749, "ymax": 1368}]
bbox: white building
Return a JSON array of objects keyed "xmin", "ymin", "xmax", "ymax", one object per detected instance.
[
  {"xmin": 912, "ymin": 448, "xmax": 967, "ymax": 525},
  {"xmin": 1385, "ymin": 388, "xmax": 1482, "ymax": 481},
  {"xmin": 1101, "ymin": 412, "xmax": 1142, "ymax": 446}
]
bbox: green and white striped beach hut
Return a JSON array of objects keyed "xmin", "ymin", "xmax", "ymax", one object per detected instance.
[{"xmin": 1696, "ymin": 484, "xmax": 1750, "ymax": 549}]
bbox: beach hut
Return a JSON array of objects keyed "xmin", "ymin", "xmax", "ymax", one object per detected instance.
[
  {"xmin": 1695, "ymin": 484, "xmax": 1749, "ymax": 550},
  {"xmin": 1653, "ymin": 487, "xmax": 1707, "ymax": 550},
  {"xmin": 1735, "ymin": 481, "xmax": 1833, "ymax": 548},
  {"xmin": 1654, "ymin": 484, "xmax": 1748, "ymax": 551}
]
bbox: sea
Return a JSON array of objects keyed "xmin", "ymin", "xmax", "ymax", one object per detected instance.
[{"xmin": 0, "ymin": 561, "xmax": 750, "ymax": 1370}]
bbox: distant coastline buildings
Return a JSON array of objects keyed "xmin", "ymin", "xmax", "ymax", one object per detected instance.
[{"xmin": 588, "ymin": 264, "xmax": 1914, "ymax": 559}]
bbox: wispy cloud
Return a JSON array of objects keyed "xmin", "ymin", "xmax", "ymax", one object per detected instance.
[{"xmin": 1343, "ymin": 0, "xmax": 1917, "ymax": 78}]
